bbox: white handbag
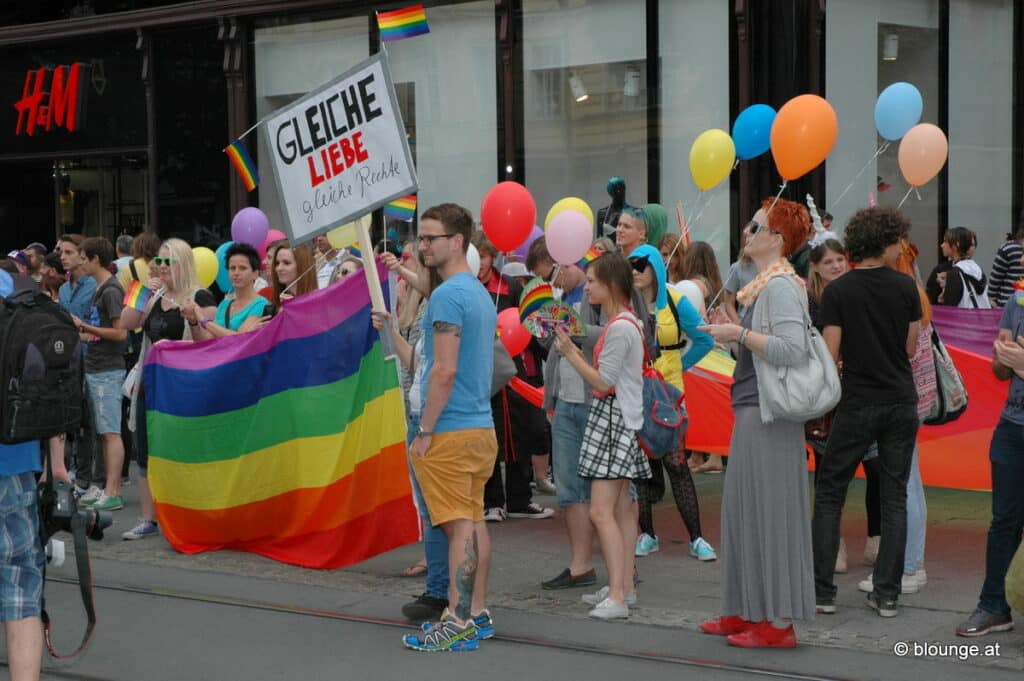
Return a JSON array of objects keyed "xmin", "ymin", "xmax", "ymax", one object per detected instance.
[{"xmin": 756, "ymin": 278, "xmax": 842, "ymax": 423}]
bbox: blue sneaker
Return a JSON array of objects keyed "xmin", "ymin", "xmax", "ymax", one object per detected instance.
[
  {"xmin": 420, "ymin": 609, "xmax": 494, "ymax": 640},
  {"xmin": 635, "ymin": 532, "xmax": 659, "ymax": 557},
  {"xmin": 689, "ymin": 537, "xmax": 717, "ymax": 561},
  {"xmin": 404, "ymin": 611, "xmax": 479, "ymax": 652}
]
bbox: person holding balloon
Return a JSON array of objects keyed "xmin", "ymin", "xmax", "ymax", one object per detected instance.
[
  {"xmin": 627, "ymin": 244, "xmax": 717, "ymax": 562},
  {"xmin": 185, "ymin": 243, "xmax": 272, "ymax": 338},
  {"xmin": 120, "ymin": 238, "xmax": 216, "ymax": 541}
]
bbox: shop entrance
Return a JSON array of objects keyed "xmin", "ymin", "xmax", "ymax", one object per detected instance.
[{"xmin": 53, "ymin": 154, "xmax": 149, "ymax": 242}]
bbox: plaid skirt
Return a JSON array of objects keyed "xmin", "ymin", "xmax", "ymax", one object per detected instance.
[{"xmin": 578, "ymin": 395, "xmax": 651, "ymax": 480}]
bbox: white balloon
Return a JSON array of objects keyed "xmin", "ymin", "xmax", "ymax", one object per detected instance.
[
  {"xmin": 467, "ymin": 243, "xmax": 481, "ymax": 276},
  {"xmin": 669, "ymin": 280, "xmax": 707, "ymax": 318}
]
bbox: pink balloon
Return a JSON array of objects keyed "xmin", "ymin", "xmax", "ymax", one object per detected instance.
[
  {"xmin": 898, "ymin": 123, "xmax": 948, "ymax": 187},
  {"xmin": 546, "ymin": 210, "xmax": 592, "ymax": 265},
  {"xmin": 259, "ymin": 229, "xmax": 287, "ymax": 260}
]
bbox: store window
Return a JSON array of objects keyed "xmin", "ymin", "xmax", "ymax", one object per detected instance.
[
  {"xmin": 524, "ymin": 0, "xmax": 647, "ymax": 237},
  {"xmin": 659, "ymin": 0, "xmax": 731, "ymax": 276},
  {"xmin": 385, "ymin": 1, "xmax": 497, "ymax": 240},
  {"xmin": 254, "ymin": 16, "xmax": 369, "ymax": 237}
]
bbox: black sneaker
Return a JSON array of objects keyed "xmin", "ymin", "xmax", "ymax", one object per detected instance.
[
  {"xmin": 541, "ymin": 568, "xmax": 596, "ymax": 590},
  {"xmin": 956, "ymin": 608, "xmax": 1014, "ymax": 637},
  {"xmin": 507, "ymin": 503, "xmax": 554, "ymax": 519},
  {"xmin": 402, "ymin": 593, "xmax": 448, "ymax": 622},
  {"xmin": 815, "ymin": 598, "xmax": 836, "ymax": 614},
  {"xmin": 866, "ymin": 592, "xmax": 898, "ymax": 618}
]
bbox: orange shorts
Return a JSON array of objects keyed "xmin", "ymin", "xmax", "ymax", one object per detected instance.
[{"xmin": 411, "ymin": 428, "xmax": 497, "ymax": 525}]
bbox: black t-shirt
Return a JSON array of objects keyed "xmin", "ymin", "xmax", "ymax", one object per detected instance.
[
  {"xmin": 143, "ymin": 289, "xmax": 216, "ymax": 344},
  {"xmin": 819, "ymin": 267, "xmax": 921, "ymax": 405}
]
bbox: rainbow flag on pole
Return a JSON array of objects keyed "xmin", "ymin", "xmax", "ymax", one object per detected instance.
[
  {"xmin": 377, "ymin": 5, "xmax": 430, "ymax": 42},
  {"xmin": 224, "ymin": 140, "xmax": 260, "ymax": 192},
  {"xmin": 122, "ymin": 279, "xmax": 153, "ymax": 312},
  {"xmin": 144, "ymin": 263, "xmax": 417, "ymax": 568},
  {"xmin": 383, "ymin": 194, "xmax": 417, "ymax": 222}
]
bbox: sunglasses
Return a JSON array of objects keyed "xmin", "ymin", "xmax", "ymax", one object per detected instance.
[
  {"xmin": 629, "ymin": 255, "xmax": 651, "ymax": 273},
  {"xmin": 152, "ymin": 256, "xmax": 179, "ymax": 266}
]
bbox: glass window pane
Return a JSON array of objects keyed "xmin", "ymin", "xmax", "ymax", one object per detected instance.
[{"xmin": 524, "ymin": 0, "xmax": 647, "ymax": 239}]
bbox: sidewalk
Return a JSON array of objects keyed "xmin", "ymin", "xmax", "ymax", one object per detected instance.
[{"xmin": 77, "ymin": 471, "xmax": 1022, "ymax": 672}]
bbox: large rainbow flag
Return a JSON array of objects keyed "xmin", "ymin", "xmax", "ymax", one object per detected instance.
[{"xmin": 144, "ymin": 262, "xmax": 418, "ymax": 568}]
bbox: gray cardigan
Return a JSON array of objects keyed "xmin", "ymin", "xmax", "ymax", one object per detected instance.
[
  {"xmin": 541, "ymin": 289, "xmax": 655, "ymax": 411},
  {"xmin": 749, "ymin": 276, "xmax": 811, "ymax": 421}
]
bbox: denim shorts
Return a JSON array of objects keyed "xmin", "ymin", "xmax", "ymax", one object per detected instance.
[
  {"xmin": 551, "ymin": 400, "xmax": 592, "ymax": 508},
  {"xmin": 86, "ymin": 369, "xmax": 127, "ymax": 435},
  {"xmin": 0, "ymin": 472, "xmax": 44, "ymax": 622}
]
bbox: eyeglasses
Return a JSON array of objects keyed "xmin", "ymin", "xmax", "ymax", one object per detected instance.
[
  {"xmin": 152, "ymin": 256, "xmax": 179, "ymax": 266},
  {"xmin": 629, "ymin": 255, "xmax": 651, "ymax": 273},
  {"xmin": 416, "ymin": 233, "xmax": 456, "ymax": 245}
]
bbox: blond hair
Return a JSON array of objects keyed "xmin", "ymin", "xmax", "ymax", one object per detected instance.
[{"xmin": 160, "ymin": 238, "xmax": 201, "ymax": 299}]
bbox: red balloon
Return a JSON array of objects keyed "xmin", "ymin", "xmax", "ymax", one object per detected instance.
[
  {"xmin": 481, "ymin": 182, "xmax": 537, "ymax": 252},
  {"xmin": 497, "ymin": 308, "xmax": 531, "ymax": 356}
]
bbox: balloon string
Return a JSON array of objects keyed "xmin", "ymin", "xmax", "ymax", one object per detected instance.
[
  {"xmin": 493, "ymin": 269, "xmax": 503, "ymax": 312},
  {"xmin": 731, "ymin": 159, "xmax": 740, "ymax": 171},
  {"xmin": 765, "ymin": 181, "xmax": 788, "ymax": 216},
  {"xmin": 896, "ymin": 185, "xmax": 915, "ymax": 209},
  {"xmin": 827, "ymin": 142, "xmax": 890, "ymax": 213},
  {"xmin": 689, "ymin": 192, "xmax": 716, "ymax": 233},
  {"xmin": 281, "ymin": 261, "xmax": 319, "ymax": 296}
]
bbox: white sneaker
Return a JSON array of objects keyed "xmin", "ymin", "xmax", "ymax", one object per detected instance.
[
  {"xmin": 535, "ymin": 478, "xmax": 557, "ymax": 495},
  {"xmin": 77, "ymin": 485, "xmax": 103, "ymax": 506},
  {"xmin": 484, "ymin": 507, "xmax": 507, "ymax": 522},
  {"xmin": 588, "ymin": 597, "xmax": 629, "ymax": 620},
  {"xmin": 581, "ymin": 585, "xmax": 637, "ymax": 606},
  {"xmin": 857, "ymin": 572, "xmax": 921, "ymax": 594}
]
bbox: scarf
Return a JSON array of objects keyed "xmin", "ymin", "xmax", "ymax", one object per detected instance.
[{"xmin": 736, "ymin": 259, "xmax": 802, "ymax": 309}]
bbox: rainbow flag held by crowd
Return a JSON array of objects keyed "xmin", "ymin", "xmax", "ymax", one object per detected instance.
[
  {"xmin": 144, "ymin": 262, "xmax": 417, "ymax": 568},
  {"xmin": 122, "ymin": 280, "xmax": 152, "ymax": 312},
  {"xmin": 383, "ymin": 195, "xmax": 417, "ymax": 222},
  {"xmin": 577, "ymin": 246, "xmax": 603, "ymax": 268},
  {"xmin": 377, "ymin": 5, "xmax": 430, "ymax": 42},
  {"xmin": 224, "ymin": 140, "xmax": 259, "ymax": 192}
]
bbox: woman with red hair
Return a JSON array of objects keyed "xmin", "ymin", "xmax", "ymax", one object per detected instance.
[{"xmin": 698, "ymin": 198, "xmax": 815, "ymax": 648}]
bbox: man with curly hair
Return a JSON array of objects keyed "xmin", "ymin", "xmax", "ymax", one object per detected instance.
[{"xmin": 812, "ymin": 207, "xmax": 922, "ymax": 619}]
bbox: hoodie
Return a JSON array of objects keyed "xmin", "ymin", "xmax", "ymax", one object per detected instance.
[
  {"xmin": 942, "ymin": 259, "xmax": 991, "ymax": 309},
  {"xmin": 641, "ymin": 204, "xmax": 668, "ymax": 249},
  {"xmin": 628, "ymin": 244, "xmax": 714, "ymax": 389}
]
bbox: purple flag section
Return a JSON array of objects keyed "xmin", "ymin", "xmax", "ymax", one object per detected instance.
[{"xmin": 930, "ymin": 306, "xmax": 1002, "ymax": 357}]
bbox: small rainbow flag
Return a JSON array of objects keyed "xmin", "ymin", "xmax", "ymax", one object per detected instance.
[
  {"xmin": 123, "ymin": 279, "xmax": 153, "ymax": 312},
  {"xmin": 377, "ymin": 5, "xmax": 430, "ymax": 42},
  {"xmin": 224, "ymin": 140, "xmax": 259, "ymax": 192},
  {"xmin": 519, "ymin": 280, "xmax": 555, "ymax": 322},
  {"xmin": 577, "ymin": 246, "xmax": 603, "ymax": 268},
  {"xmin": 383, "ymin": 195, "xmax": 417, "ymax": 222}
]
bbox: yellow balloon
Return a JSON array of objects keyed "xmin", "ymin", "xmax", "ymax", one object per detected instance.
[
  {"xmin": 544, "ymin": 197, "xmax": 594, "ymax": 230},
  {"xmin": 192, "ymin": 247, "xmax": 219, "ymax": 288},
  {"xmin": 327, "ymin": 213, "xmax": 372, "ymax": 250},
  {"xmin": 117, "ymin": 257, "xmax": 150, "ymax": 288},
  {"xmin": 689, "ymin": 129, "xmax": 736, "ymax": 191}
]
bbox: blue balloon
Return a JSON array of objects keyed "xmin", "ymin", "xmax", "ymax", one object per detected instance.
[
  {"xmin": 731, "ymin": 104, "xmax": 776, "ymax": 160},
  {"xmin": 214, "ymin": 241, "xmax": 234, "ymax": 293},
  {"xmin": 875, "ymin": 82, "xmax": 922, "ymax": 141}
]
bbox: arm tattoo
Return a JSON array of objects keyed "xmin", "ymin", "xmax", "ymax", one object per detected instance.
[
  {"xmin": 454, "ymin": 531, "xmax": 479, "ymax": 621},
  {"xmin": 433, "ymin": 321, "xmax": 462, "ymax": 337}
]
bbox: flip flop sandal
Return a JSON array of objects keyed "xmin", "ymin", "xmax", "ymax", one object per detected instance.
[{"xmin": 400, "ymin": 561, "xmax": 428, "ymax": 578}]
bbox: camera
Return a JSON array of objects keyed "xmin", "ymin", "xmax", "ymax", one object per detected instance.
[{"xmin": 39, "ymin": 479, "xmax": 113, "ymax": 542}]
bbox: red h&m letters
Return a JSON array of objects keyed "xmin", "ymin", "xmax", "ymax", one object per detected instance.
[{"xmin": 14, "ymin": 63, "xmax": 90, "ymax": 136}]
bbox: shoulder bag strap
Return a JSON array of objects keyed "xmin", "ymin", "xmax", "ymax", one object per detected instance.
[{"xmin": 958, "ymin": 269, "xmax": 980, "ymax": 309}]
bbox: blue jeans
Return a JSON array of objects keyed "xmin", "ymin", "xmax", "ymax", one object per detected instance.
[
  {"xmin": 551, "ymin": 400, "xmax": 592, "ymax": 508},
  {"xmin": 904, "ymin": 443, "xmax": 926, "ymax": 574},
  {"xmin": 813, "ymin": 401, "xmax": 919, "ymax": 601},
  {"xmin": 407, "ymin": 413, "xmax": 449, "ymax": 600},
  {"xmin": 978, "ymin": 420, "xmax": 1024, "ymax": 617}
]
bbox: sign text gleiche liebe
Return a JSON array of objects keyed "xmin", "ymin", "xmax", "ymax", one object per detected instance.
[{"xmin": 261, "ymin": 52, "xmax": 417, "ymax": 245}]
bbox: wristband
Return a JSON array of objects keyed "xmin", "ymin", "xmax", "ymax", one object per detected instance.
[{"xmin": 739, "ymin": 329, "xmax": 749, "ymax": 346}]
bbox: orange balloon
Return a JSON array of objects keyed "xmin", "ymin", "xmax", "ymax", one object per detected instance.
[
  {"xmin": 769, "ymin": 95, "xmax": 839, "ymax": 180},
  {"xmin": 898, "ymin": 123, "xmax": 948, "ymax": 187}
]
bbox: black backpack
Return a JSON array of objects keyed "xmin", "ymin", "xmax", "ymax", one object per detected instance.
[{"xmin": 0, "ymin": 290, "xmax": 82, "ymax": 443}]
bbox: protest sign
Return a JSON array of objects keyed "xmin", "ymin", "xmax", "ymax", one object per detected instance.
[{"xmin": 260, "ymin": 52, "xmax": 417, "ymax": 244}]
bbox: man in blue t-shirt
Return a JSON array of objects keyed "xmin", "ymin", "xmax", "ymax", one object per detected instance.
[
  {"xmin": 955, "ymin": 298, "xmax": 1024, "ymax": 636},
  {"xmin": 403, "ymin": 203, "xmax": 498, "ymax": 653}
]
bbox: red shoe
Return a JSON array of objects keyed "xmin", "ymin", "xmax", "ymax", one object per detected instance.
[
  {"xmin": 700, "ymin": 615, "xmax": 756, "ymax": 636},
  {"xmin": 727, "ymin": 621, "xmax": 797, "ymax": 648}
]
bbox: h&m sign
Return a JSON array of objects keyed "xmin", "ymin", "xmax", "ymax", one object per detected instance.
[{"xmin": 14, "ymin": 62, "xmax": 91, "ymax": 136}]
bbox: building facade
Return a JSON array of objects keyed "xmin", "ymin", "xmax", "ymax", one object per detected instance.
[{"xmin": 0, "ymin": 0, "xmax": 1020, "ymax": 278}]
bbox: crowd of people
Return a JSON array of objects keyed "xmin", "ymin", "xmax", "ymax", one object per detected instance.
[{"xmin": 1, "ymin": 198, "xmax": 1021, "ymax": 668}]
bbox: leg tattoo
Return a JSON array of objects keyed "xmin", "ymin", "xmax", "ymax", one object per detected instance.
[{"xmin": 455, "ymin": 531, "xmax": 479, "ymax": 621}]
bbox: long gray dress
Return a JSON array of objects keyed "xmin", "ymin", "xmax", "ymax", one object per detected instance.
[{"xmin": 720, "ymin": 279, "xmax": 815, "ymax": 622}]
